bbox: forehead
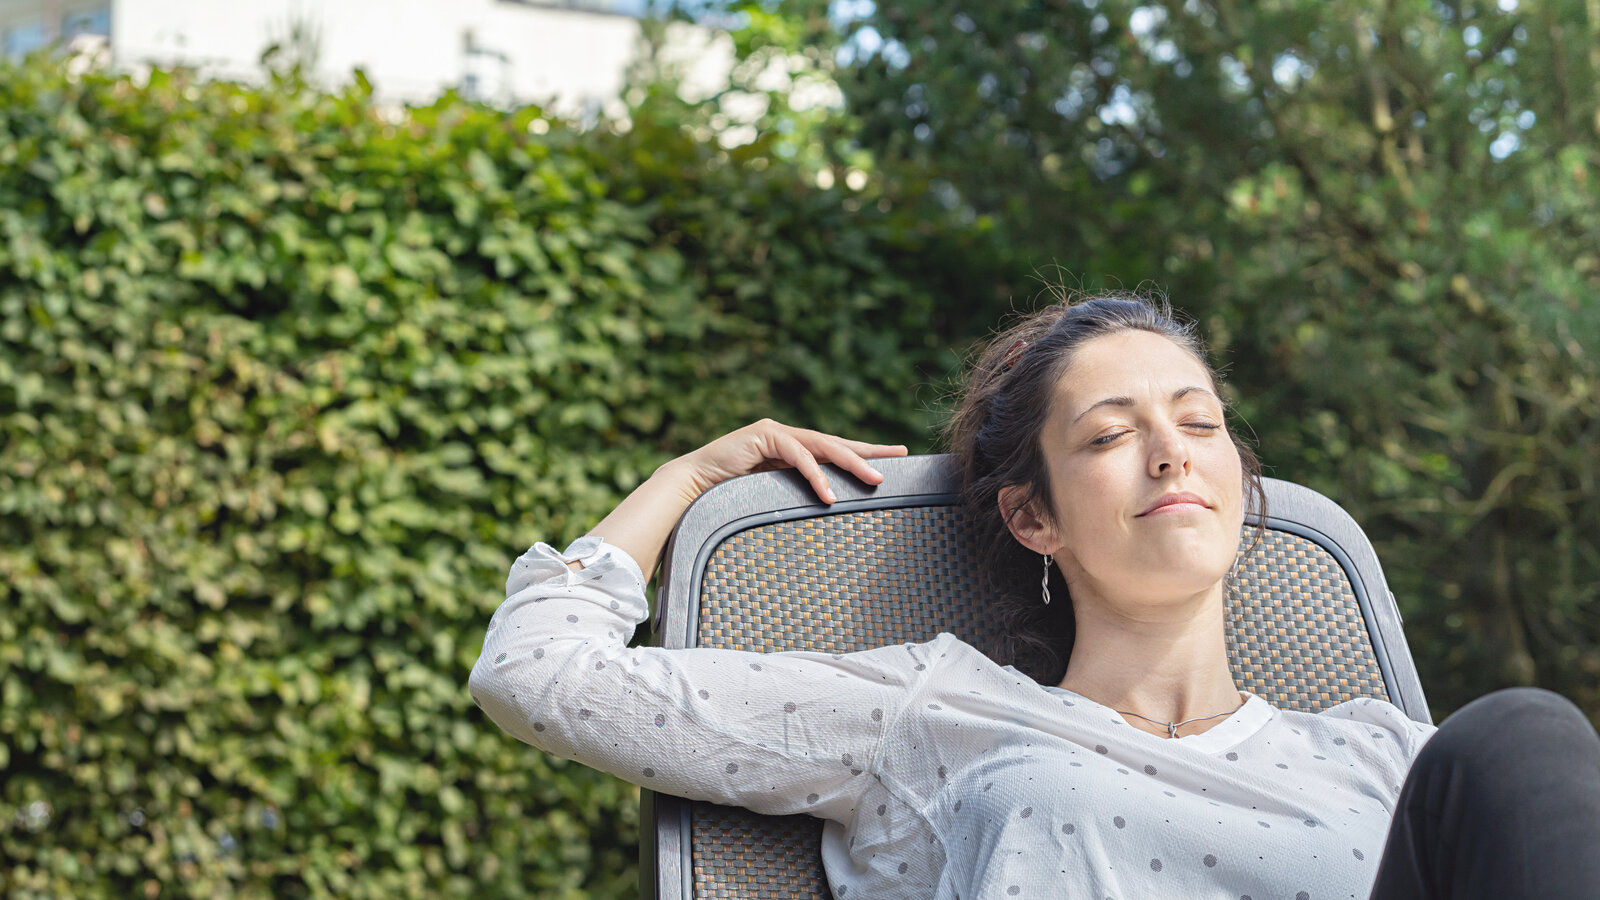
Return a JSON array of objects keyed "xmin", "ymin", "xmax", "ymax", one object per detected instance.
[{"xmin": 1049, "ymin": 330, "xmax": 1215, "ymax": 409}]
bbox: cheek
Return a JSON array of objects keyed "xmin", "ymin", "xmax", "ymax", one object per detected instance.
[
  {"xmin": 1047, "ymin": 465, "xmax": 1129, "ymax": 556},
  {"xmin": 1220, "ymin": 443, "xmax": 1244, "ymax": 491},
  {"xmin": 1208, "ymin": 443, "xmax": 1247, "ymax": 523}
]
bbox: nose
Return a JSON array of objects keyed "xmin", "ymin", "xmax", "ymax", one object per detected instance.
[{"xmin": 1148, "ymin": 423, "xmax": 1191, "ymax": 478}]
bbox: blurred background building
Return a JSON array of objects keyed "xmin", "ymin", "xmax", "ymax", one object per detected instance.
[{"xmin": 0, "ymin": 0, "xmax": 729, "ymax": 115}]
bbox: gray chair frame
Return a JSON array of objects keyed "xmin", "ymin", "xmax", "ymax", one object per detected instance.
[{"xmin": 641, "ymin": 453, "xmax": 1430, "ymax": 900}]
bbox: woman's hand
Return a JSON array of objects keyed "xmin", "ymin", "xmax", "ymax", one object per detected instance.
[
  {"xmin": 579, "ymin": 421, "xmax": 908, "ymax": 577},
  {"xmin": 678, "ymin": 419, "xmax": 909, "ymax": 505}
]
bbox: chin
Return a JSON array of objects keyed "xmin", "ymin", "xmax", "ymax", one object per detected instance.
[{"xmin": 1145, "ymin": 537, "xmax": 1235, "ymax": 573}]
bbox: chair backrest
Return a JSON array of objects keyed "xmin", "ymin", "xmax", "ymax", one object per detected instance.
[{"xmin": 641, "ymin": 454, "xmax": 1429, "ymax": 900}]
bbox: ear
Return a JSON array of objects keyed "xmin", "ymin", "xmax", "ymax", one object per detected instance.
[{"xmin": 997, "ymin": 484, "xmax": 1057, "ymax": 556}]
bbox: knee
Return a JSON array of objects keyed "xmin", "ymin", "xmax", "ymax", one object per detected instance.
[
  {"xmin": 1448, "ymin": 686, "xmax": 1589, "ymax": 734},
  {"xmin": 1420, "ymin": 687, "xmax": 1596, "ymax": 775},
  {"xmin": 1399, "ymin": 688, "xmax": 1600, "ymax": 839}
]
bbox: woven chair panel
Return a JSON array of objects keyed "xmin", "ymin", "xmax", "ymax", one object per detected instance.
[
  {"xmin": 686, "ymin": 804, "xmax": 832, "ymax": 900},
  {"xmin": 684, "ymin": 507, "xmax": 1388, "ymax": 900},
  {"xmin": 696, "ymin": 507, "xmax": 1010, "ymax": 655},
  {"xmin": 1226, "ymin": 529, "xmax": 1388, "ymax": 711}
]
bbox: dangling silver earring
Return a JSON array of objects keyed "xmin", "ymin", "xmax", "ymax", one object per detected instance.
[{"xmin": 1041, "ymin": 553, "xmax": 1053, "ymax": 605}]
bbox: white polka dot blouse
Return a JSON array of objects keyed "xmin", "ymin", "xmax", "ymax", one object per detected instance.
[{"xmin": 470, "ymin": 537, "xmax": 1438, "ymax": 900}]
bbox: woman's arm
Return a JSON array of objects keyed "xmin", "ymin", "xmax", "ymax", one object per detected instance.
[
  {"xmin": 468, "ymin": 421, "xmax": 921, "ymax": 820},
  {"xmin": 579, "ymin": 419, "xmax": 907, "ymax": 577},
  {"xmin": 470, "ymin": 536, "xmax": 955, "ymax": 819}
]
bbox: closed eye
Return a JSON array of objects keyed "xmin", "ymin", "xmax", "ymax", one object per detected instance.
[{"xmin": 1091, "ymin": 422, "xmax": 1219, "ymax": 446}]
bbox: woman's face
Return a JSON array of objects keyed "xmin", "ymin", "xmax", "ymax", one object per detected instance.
[{"xmin": 1035, "ymin": 329, "xmax": 1245, "ymax": 611}]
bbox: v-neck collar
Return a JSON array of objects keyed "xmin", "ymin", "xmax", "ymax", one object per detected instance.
[{"xmin": 1046, "ymin": 686, "xmax": 1277, "ymax": 754}]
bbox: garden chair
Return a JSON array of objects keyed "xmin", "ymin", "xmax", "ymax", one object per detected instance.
[{"xmin": 641, "ymin": 454, "xmax": 1430, "ymax": 900}]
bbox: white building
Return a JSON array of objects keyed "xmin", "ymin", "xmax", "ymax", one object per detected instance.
[{"xmin": 0, "ymin": 0, "xmax": 730, "ymax": 116}]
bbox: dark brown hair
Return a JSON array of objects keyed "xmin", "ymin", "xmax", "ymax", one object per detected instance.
[{"xmin": 941, "ymin": 288, "xmax": 1266, "ymax": 684}]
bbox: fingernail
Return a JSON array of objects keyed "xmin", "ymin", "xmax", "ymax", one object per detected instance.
[{"xmin": 824, "ymin": 490, "xmax": 836, "ymax": 504}]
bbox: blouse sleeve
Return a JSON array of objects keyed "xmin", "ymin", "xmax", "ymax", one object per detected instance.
[{"xmin": 467, "ymin": 535, "xmax": 940, "ymax": 822}]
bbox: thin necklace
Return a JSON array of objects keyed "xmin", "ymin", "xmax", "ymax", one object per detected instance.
[{"xmin": 1115, "ymin": 700, "xmax": 1247, "ymax": 739}]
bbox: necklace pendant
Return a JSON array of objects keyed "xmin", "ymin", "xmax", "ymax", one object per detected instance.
[{"xmin": 1167, "ymin": 722, "xmax": 1179, "ymax": 739}]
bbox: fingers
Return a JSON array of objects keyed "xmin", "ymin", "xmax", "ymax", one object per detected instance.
[
  {"xmin": 833, "ymin": 437, "xmax": 911, "ymax": 459},
  {"xmin": 712, "ymin": 420, "xmax": 909, "ymax": 505},
  {"xmin": 816, "ymin": 437, "xmax": 890, "ymax": 488},
  {"xmin": 782, "ymin": 430, "xmax": 905, "ymax": 502},
  {"xmin": 771, "ymin": 432, "xmax": 835, "ymax": 504}
]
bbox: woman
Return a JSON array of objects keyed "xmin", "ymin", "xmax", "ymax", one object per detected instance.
[{"xmin": 469, "ymin": 293, "xmax": 1600, "ymax": 899}]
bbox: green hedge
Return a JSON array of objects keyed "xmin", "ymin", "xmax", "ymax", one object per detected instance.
[{"xmin": 0, "ymin": 57, "xmax": 981, "ymax": 898}]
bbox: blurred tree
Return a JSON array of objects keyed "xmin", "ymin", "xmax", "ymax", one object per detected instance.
[{"xmin": 687, "ymin": 0, "xmax": 1600, "ymax": 719}]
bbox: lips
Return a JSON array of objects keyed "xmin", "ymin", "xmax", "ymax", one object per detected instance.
[{"xmin": 1138, "ymin": 492, "xmax": 1210, "ymax": 516}]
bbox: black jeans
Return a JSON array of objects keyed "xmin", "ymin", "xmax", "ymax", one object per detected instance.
[{"xmin": 1368, "ymin": 687, "xmax": 1600, "ymax": 900}]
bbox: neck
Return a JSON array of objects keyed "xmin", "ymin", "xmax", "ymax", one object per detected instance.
[{"xmin": 1056, "ymin": 581, "xmax": 1240, "ymax": 738}]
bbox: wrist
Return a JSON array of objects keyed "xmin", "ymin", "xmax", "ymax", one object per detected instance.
[{"xmin": 652, "ymin": 454, "xmax": 712, "ymax": 506}]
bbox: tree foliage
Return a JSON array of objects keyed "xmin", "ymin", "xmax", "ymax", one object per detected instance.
[{"xmin": 699, "ymin": 0, "xmax": 1600, "ymax": 720}]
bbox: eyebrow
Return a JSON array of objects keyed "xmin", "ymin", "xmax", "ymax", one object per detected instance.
[{"xmin": 1070, "ymin": 386, "xmax": 1219, "ymax": 425}]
